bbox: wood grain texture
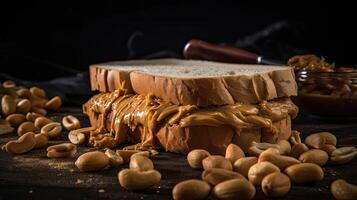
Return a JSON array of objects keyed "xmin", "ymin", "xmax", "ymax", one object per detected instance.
[{"xmin": 0, "ymin": 108, "xmax": 356, "ymax": 200}]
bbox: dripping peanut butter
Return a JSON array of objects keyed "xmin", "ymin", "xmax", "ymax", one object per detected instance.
[{"xmin": 83, "ymin": 89, "xmax": 298, "ymax": 150}]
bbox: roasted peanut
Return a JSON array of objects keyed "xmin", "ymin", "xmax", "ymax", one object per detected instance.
[
  {"xmin": 213, "ymin": 178, "xmax": 256, "ymax": 200},
  {"xmin": 17, "ymin": 121, "xmax": 35, "ymax": 136},
  {"xmin": 4, "ymin": 132, "xmax": 36, "ymax": 154},
  {"xmin": 105, "ymin": 149, "xmax": 124, "ymax": 167},
  {"xmin": 290, "ymin": 143, "xmax": 309, "ymax": 158},
  {"xmin": 202, "ymin": 168, "xmax": 245, "ymax": 186},
  {"xmin": 116, "ymin": 149, "xmax": 142, "ymax": 163},
  {"xmin": 44, "ymin": 96, "xmax": 62, "ymax": 111},
  {"xmin": 277, "ymin": 140, "xmax": 291, "ymax": 155},
  {"xmin": 299, "ymin": 149, "xmax": 328, "ymax": 166},
  {"xmin": 131, "ymin": 151, "xmax": 151, "ymax": 158},
  {"xmin": 34, "ymin": 133, "xmax": 48, "ymax": 149},
  {"xmin": 41, "ymin": 122, "xmax": 62, "ymax": 138},
  {"xmin": 75, "ymin": 151, "xmax": 109, "ymax": 172},
  {"xmin": 62, "ymin": 115, "xmax": 80, "ymax": 131},
  {"xmin": 26, "ymin": 112, "xmax": 43, "ymax": 122},
  {"xmin": 330, "ymin": 147, "xmax": 357, "ymax": 165},
  {"xmin": 320, "ymin": 144, "xmax": 336, "ymax": 156},
  {"xmin": 233, "ymin": 157, "xmax": 258, "ymax": 178},
  {"xmin": 284, "ymin": 163, "xmax": 324, "ymax": 183},
  {"xmin": 258, "ymin": 149, "xmax": 300, "ymax": 170},
  {"xmin": 172, "ymin": 179, "xmax": 211, "ymax": 200},
  {"xmin": 30, "ymin": 87, "xmax": 46, "ymax": 98},
  {"xmin": 16, "ymin": 88, "xmax": 31, "ymax": 99},
  {"xmin": 6, "ymin": 113, "xmax": 26, "ymax": 127},
  {"xmin": 305, "ymin": 132, "xmax": 337, "ymax": 149},
  {"xmin": 129, "ymin": 155, "xmax": 154, "ymax": 171},
  {"xmin": 225, "ymin": 143, "xmax": 245, "ymax": 164},
  {"xmin": 289, "ymin": 130, "xmax": 302, "ymax": 145},
  {"xmin": 1, "ymin": 95, "xmax": 16, "ymax": 116},
  {"xmin": 118, "ymin": 169, "xmax": 161, "ymax": 191},
  {"xmin": 187, "ymin": 149, "xmax": 211, "ymax": 169},
  {"xmin": 248, "ymin": 161, "xmax": 280, "ymax": 186},
  {"xmin": 3, "ymin": 80, "xmax": 16, "ymax": 88},
  {"xmin": 31, "ymin": 107, "xmax": 47, "ymax": 116},
  {"xmin": 331, "ymin": 179, "xmax": 357, "ymax": 200},
  {"xmin": 248, "ymin": 142, "xmax": 281, "ymax": 157},
  {"xmin": 16, "ymin": 99, "xmax": 31, "ymax": 114},
  {"xmin": 47, "ymin": 143, "xmax": 76, "ymax": 158},
  {"xmin": 262, "ymin": 172, "xmax": 291, "ymax": 197},
  {"xmin": 68, "ymin": 131, "xmax": 86, "ymax": 145},
  {"xmin": 202, "ymin": 155, "xmax": 232, "ymax": 171},
  {"xmin": 34, "ymin": 116, "xmax": 53, "ymax": 129},
  {"xmin": 0, "ymin": 122, "xmax": 14, "ymax": 135}
]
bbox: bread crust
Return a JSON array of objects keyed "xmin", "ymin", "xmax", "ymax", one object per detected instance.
[{"xmin": 89, "ymin": 62, "xmax": 297, "ymax": 106}]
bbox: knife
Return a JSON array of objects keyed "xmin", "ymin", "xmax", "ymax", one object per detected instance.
[{"xmin": 183, "ymin": 39, "xmax": 284, "ymax": 65}]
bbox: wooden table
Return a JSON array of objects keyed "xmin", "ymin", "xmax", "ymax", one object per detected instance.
[{"xmin": 1, "ymin": 108, "xmax": 356, "ymax": 200}]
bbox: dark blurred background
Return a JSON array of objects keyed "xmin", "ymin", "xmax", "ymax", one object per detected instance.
[{"xmin": 0, "ymin": 0, "xmax": 356, "ymax": 81}]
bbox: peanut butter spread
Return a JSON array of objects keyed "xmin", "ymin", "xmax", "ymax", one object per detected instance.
[{"xmin": 83, "ymin": 89, "xmax": 298, "ymax": 150}]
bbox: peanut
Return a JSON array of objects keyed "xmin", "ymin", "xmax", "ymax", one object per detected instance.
[
  {"xmin": 17, "ymin": 121, "xmax": 35, "ymax": 136},
  {"xmin": 105, "ymin": 149, "xmax": 124, "ymax": 167},
  {"xmin": 3, "ymin": 80, "xmax": 16, "ymax": 88},
  {"xmin": 330, "ymin": 147, "xmax": 357, "ymax": 165},
  {"xmin": 16, "ymin": 99, "xmax": 31, "ymax": 114},
  {"xmin": 44, "ymin": 96, "xmax": 62, "ymax": 111},
  {"xmin": 331, "ymin": 179, "xmax": 357, "ymax": 200},
  {"xmin": 6, "ymin": 113, "xmax": 26, "ymax": 127},
  {"xmin": 320, "ymin": 144, "xmax": 336, "ymax": 156},
  {"xmin": 1, "ymin": 95, "xmax": 16, "ymax": 116},
  {"xmin": 202, "ymin": 168, "xmax": 245, "ymax": 186},
  {"xmin": 34, "ymin": 133, "xmax": 48, "ymax": 149},
  {"xmin": 187, "ymin": 149, "xmax": 211, "ymax": 169},
  {"xmin": 118, "ymin": 169, "xmax": 161, "ymax": 191},
  {"xmin": 16, "ymin": 88, "xmax": 31, "ymax": 99},
  {"xmin": 290, "ymin": 143, "xmax": 309, "ymax": 158},
  {"xmin": 34, "ymin": 116, "xmax": 53, "ymax": 129},
  {"xmin": 41, "ymin": 122, "xmax": 62, "ymax": 138},
  {"xmin": 4, "ymin": 132, "xmax": 36, "ymax": 154},
  {"xmin": 289, "ymin": 130, "xmax": 302, "ymax": 145},
  {"xmin": 284, "ymin": 163, "xmax": 324, "ymax": 183},
  {"xmin": 248, "ymin": 142, "xmax": 281, "ymax": 156},
  {"xmin": 213, "ymin": 178, "xmax": 256, "ymax": 200},
  {"xmin": 277, "ymin": 140, "xmax": 291, "ymax": 155},
  {"xmin": 47, "ymin": 143, "xmax": 77, "ymax": 158},
  {"xmin": 26, "ymin": 112, "xmax": 43, "ymax": 122},
  {"xmin": 262, "ymin": 172, "xmax": 291, "ymax": 197},
  {"xmin": 68, "ymin": 131, "xmax": 86, "ymax": 145},
  {"xmin": 225, "ymin": 143, "xmax": 245, "ymax": 164},
  {"xmin": 233, "ymin": 157, "xmax": 258, "ymax": 178},
  {"xmin": 31, "ymin": 107, "xmax": 47, "ymax": 116},
  {"xmin": 202, "ymin": 155, "xmax": 232, "ymax": 171},
  {"xmin": 129, "ymin": 155, "xmax": 154, "ymax": 171},
  {"xmin": 299, "ymin": 149, "xmax": 328, "ymax": 166},
  {"xmin": 75, "ymin": 151, "xmax": 109, "ymax": 172},
  {"xmin": 0, "ymin": 122, "xmax": 14, "ymax": 135},
  {"xmin": 172, "ymin": 179, "xmax": 211, "ymax": 200},
  {"xmin": 30, "ymin": 87, "xmax": 46, "ymax": 98},
  {"xmin": 305, "ymin": 132, "xmax": 337, "ymax": 149},
  {"xmin": 116, "ymin": 149, "xmax": 141, "ymax": 163},
  {"xmin": 62, "ymin": 115, "xmax": 80, "ymax": 131},
  {"xmin": 248, "ymin": 161, "xmax": 280, "ymax": 186},
  {"xmin": 258, "ymin": 149, "xmax": 300, "ymax": 170}
]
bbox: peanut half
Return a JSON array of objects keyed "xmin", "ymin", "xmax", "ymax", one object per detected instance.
[
  {"xmin": 17, "ymin": 121, "xmax": 35, "ymax": 136},
  {"xmin": 6, "ymin": 113, "xmax": 26, "ymax": 127},
  {"xmin": 233, "ymin": 157, "xmax": 258, "ymax": 178},
  {"xmin": 187, "ymin": 149, "xmax": 211, "ymax": 169},
  {"xmin": 299, "ymin": 149, "xmax": 328, "ymax": 166},
  {"xmin": 26, "ymin": 112, "xmax": 43, "ymax": 122},
  {"xmin": 47, "ymin": 143, "xmax": 77, "ymax": 158},
  {"xmin": 202, "ymin": 168, "xmax": 245, "ymax": 186},
  {"xmin": 262, "ymin": 172, "xmax": 291, "ymax": 197},
  {"xmin": 248, "ymin": 161, "xmax": 280, "ymax": 186},
  {"xmin": 1, "ymin": 95, "xmax": 16, "ymax": 116},
  {"xmin": 304, "ymin": 132, "xmax": 337, "ymax": 149},
  {"xmin": 172, "ymin": 179, "xmax": 211, "ymax": 200},
  {"xmin": 202, "ymin": 155, "xmax": 232, "ymax": 171},
  {"xmin": 4, "ymin": 132, "xmax": 36, "ymax": 154},
  {"xmin": 68, "ymin": 131, "xmax": 86, "ymax": 145},
  {"xmin": 116, "ymin": 149, "xmax": 142, "ymax": 163},
  {"xmin": 62, "ymin": 115, "xmax": 80, "ymax": 131},
  {"xmin": 225, "ymin": 143, "xmax": 245, "ymax": 164},
  {"xmin": 129, "ymin": 155, "xmax": 154, "ymax": 171},
  {"xmin": 41, "ymin": 122, "xmax": 62, "ymax": 139},
  {"xmin": 34, "ymin": 116, "xmax": 53, "ymax": 129},
  {"xmin": 248, "ymin": 142, "xmax": 281, "ymax": 157},
  {"xmin": 30, "ymin": 87, "xmax": 46, "ymax": 98},
  {"xmin": 105, "ymin": 149, "xmax": 124, "ymax": 167},
  {"xmin": 290, "ymin": 143, "xmax": 309, "ymax": 159},
  {"xmin": 258, "ymin": 148, "xmax": 300, "ymax": 170},
  {"xmin": 331, "ymin": 179, "xmax": 357, "ymax": 200},
  {"xmin": 34, "ymin": 133, "xmax": 48, "ymax": 149},
  {"xmin": 75, "ymin": 151, "xmax": 109, "ymax": 172},
  {"xmin": 284, "ymin": 163, "xmax": 324, "ymax": 183},
  {"xmin": 16, "ymin": 99, "xmax": 31, "ymax": 114},
  {"xmin": 16, "ymin": 88, "xmax": 31, "ymax": 99},
  {"xmin": 213, "ymin": 178, "xmax": 256, "ymax": 200},
  {"xmin": 330, "ymin": 147, "xmax": 357, "ymax": 165},
  {"xmin": 118, "ymin": 168, "xmax": 161, "ymax": 191},
  {"xmin": 44, "ymin": 96, "xmax": 62, "ymax": 111}
]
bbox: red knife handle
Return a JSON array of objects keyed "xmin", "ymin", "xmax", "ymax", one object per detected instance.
[{"xmin": 183, "ymin": 39, "xmax": 260, "ymax": 64}]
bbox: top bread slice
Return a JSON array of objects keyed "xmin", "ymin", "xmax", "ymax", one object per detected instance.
[{"xmin": 89, "ymin": 59, "xmax": 297, "ymax": 106}]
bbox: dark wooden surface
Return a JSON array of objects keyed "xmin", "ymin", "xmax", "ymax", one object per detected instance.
[{"xmin": 0, "ymin": 108, "xmax": 356, "ymax": 200}]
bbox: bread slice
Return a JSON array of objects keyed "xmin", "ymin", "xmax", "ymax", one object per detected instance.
[{"xmin": 90, "ymin": 59, "xmax": 297, "ymax": 106}]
